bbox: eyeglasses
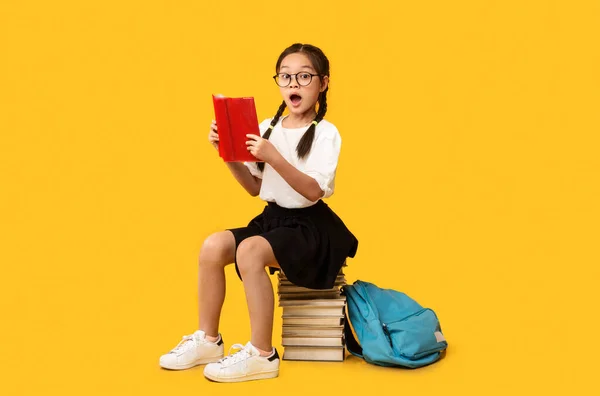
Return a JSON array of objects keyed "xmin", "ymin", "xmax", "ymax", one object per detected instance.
[{"xmin": 273, "ymin": 72, "xmax": 322, "ymax": 87}]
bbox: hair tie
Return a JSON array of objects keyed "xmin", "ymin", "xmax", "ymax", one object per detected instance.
[
  {"xmin": 312, "ymin": 121, "xmax": 318, "ymax": 126},
  {"xmin": 268, "ymin": 125, "xmax": 274, "ymax": 130}
]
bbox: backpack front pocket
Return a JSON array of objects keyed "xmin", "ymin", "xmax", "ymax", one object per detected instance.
[{"xmin": 382, "ymin": 308, "xmax": 447, "ymax": 360}]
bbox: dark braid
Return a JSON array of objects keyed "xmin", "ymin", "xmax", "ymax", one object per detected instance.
[
  {"xmin": 297, "ymin": 88, "xmax": 328, "ymax": 159},
  {"xmin": 257, "ymin": 100, "xmax": 286, "ymax": 171}
]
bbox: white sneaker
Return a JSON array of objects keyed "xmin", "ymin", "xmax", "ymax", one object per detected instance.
[
  {"xmin": 159, "ymin": 330, "xmax": 224, "ymax": 370},
  {"xmin": 203, "ymin": 342, "xmax": 280, "ymax": 383}
]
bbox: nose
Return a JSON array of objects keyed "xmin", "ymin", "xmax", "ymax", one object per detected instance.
[{"xmin": 289, "ymin": 75, "xmax": 300, "ymax": 88}]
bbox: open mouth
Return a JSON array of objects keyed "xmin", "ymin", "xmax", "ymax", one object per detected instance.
[{"xmin": 289, "ymin": 94, "xmax": 302, "ymax": 106}]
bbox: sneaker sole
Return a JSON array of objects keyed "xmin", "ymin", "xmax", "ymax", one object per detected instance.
[
  {"xmin": 204, "ymin": 369, "xmax": 279, "ymax": 383},
  {"xmin": 160, "ymin": 355, "xmax": 224, "ymax": 370}
]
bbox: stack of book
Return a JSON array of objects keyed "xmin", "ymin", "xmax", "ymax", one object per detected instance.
[{"xmin": 277, "ymin": 270, "xmax": 347, "ymax": 362}]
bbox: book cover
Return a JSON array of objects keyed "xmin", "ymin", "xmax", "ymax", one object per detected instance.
[
  {"xmin": 278, "ymin": 290, "xmax": 342, "ymax": 300},
  {"xmin": 282, "ymin": 325, "xmax": 344, "ymax": 338},
  {"xmin": 277, "ymin": 285, "xmax": 341, "ymax": 293},
  {"xmin": 282, "ymin": 346, "xmax": 345, "ymax": 362},
  {"xmin": 278, "ymin": 278, "xmax": 346, "ymax": 287},
  {"xmin": 212, "ymin": 95, "xmax": 261, "ymax": 162},
  {"xmin": 278, "ymin": 297, "xmax": 347, "ymax": 307},
  {"xmin": 282, "ymin": 316, "xmax": 344, "ymax": 326},
  {"xmin": 282, "ymin": 305, "xmax": 345, "ymax": 317},
  {"xmin": 282, "ymin": 336, "xmax": 344, "ymax": 347}
]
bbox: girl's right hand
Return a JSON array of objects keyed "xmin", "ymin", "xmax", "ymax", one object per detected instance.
[{"xmin": 208, "ymin": 120, "xmax": 219, "ymax": 151}]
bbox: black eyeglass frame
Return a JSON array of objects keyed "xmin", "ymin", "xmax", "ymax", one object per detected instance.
[{"xmin": 272, "ymin": 72, "xmax": 323, "ymax": 87}]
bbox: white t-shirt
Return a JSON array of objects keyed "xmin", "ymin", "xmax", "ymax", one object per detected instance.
[{"xmin": 245, "ymin": 116, "xmax": 342, "ymax": 209}]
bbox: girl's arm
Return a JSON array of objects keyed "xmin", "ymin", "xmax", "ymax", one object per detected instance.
[
  {"xmin": 246, "ymin": 134, "xmax": 324, "ymax": 202},
  {"xmin": 269, "ymin": 157, "xmax": 323, "ymax": 202},
  {"xmin": 225, "ymin": 162, "xmax": 262, "ymax": 197}
]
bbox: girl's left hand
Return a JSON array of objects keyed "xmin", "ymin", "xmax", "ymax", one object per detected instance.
[{"xmin": 246, "ymin": 134, "xmax": 280, "ymax": 163}]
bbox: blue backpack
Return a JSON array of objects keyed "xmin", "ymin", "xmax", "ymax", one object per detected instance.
[{"xmin": 342, "ymin": 280, "xmax": 448, "ymax": 368}]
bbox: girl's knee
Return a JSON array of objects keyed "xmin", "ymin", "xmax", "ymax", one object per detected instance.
[
  {"xmin": 236, "ymin": 237, "xmax": 268, "ymax": 276},
  {"xmin": 199, "ymin": 232, "xmax": 235, "ymax": 267}
]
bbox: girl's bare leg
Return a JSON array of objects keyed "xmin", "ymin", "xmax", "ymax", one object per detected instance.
[
  {"xmin": 198, "ymin": 231, "xmax": 236, "ymax": 337},
  {"xmin": 235, "ymin": 236, "xmax": 279, "ymax": 353}
]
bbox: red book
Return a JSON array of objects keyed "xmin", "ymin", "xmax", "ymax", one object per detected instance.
[{"xmin": 212, "ymin": 95, "xmax": 261, "ymax": 162}]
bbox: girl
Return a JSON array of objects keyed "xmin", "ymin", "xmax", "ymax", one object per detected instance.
[{"xmin": 159, "ymin": 43, "xmax": 358, "ymax": 383}]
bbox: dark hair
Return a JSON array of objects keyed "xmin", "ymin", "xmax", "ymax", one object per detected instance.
[{"xmin": 258, "ymin": 43, "xmax": 330, "ymax": 171}]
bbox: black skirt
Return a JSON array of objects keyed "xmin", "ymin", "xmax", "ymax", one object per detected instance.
[{"xmin": 227, "ymin": 200, "xmax": 358, "ymax": 290}]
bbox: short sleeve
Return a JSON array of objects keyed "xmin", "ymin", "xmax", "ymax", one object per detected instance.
[
  {"xmin": 243, "ymin": 118, "xmax": 273, "ymax": 179},
  {"xmin": 302, "ymin": 126, "xmax": 342, "ymax": 199}
]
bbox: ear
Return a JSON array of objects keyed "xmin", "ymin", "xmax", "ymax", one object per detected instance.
[{"xmin": 320, "ymin": 76, "xmax": 329, "ymax": 92}]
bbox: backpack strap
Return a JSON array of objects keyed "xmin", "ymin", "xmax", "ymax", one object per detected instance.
[{"xmin": 344, "ymin": 300, "xmax": 363, "ymax": 356}]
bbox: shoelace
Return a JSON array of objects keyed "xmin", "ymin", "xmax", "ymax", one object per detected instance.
[
  {"xmin": 218, "ymin": 343, "xmax": 253, "ymax": 370},
  {"xmin": 170, "ymin": 334, "xmax": 201, "ymax": 354}
]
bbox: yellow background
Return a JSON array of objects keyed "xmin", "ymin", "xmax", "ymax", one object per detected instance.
[{"xmin": 1, "ymin": 1, "xmax": 598, "ymax": 394}]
